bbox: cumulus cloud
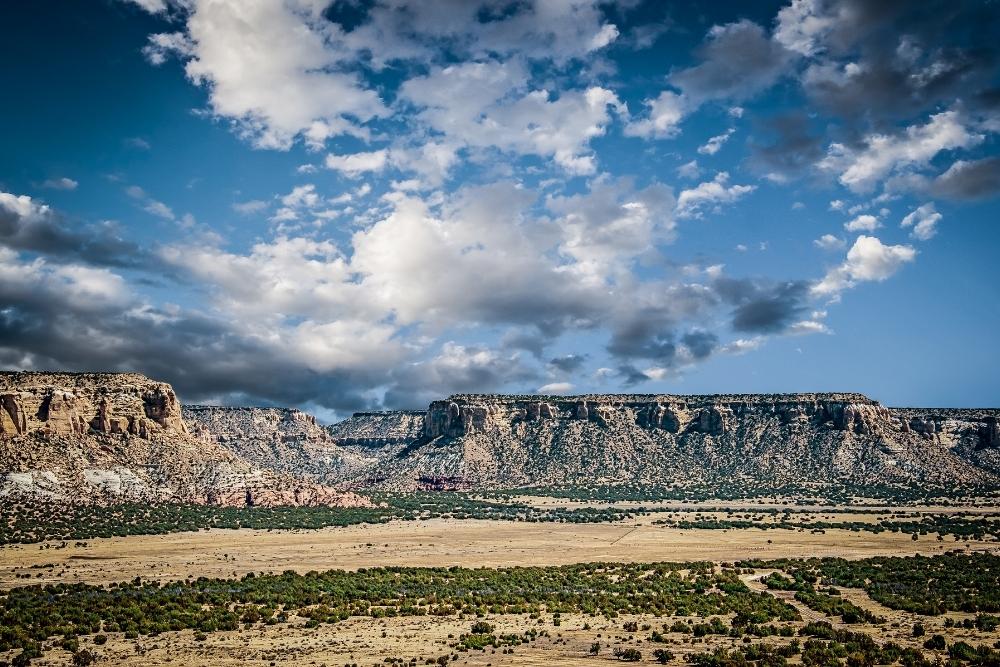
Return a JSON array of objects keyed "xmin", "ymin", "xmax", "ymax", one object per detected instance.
[
  {"xmin": 698, "ymin": 129, "xmax": 735, "ymax": 155},
  {"xmin": 773, "ymin": 0, "xmax": 838, "ymax": 57},
  {"xmin": 546, "ymin": 178, "xmax": 675, "ymax": 281},
  {"xmin": 843, "ymin": 214, "xmax": 879, "ymax": 232},
  {"xmin": 813, "ymin": 233, "xmax": 845, "ymax": 250},
  {"xmin": 401, "ymin": 61, "xmax": 623, "ymax": 174},
  {"xmin": 383, "ymin": 342, "xmax": 537, "ymax": 409},
  {"xmin": 748, "ymin": 113, "xmax": 825, "ymax": 180},
  {"xmin": 624, "ymin": 90, "xmax": 687, "ymax": 139},
  {"xmin": 325, "ymin": 150, "xmax": 388, "ymax": 177},
  {"xmin": 629, "ymin": 19, "xmax": 793, "ymax": 140},
  {"xmin": 0, "ymin": 192, "xmax": 156, "ymax": 269},
  {"xmin": 900, "ymin": 203, "xmax": 942, "ymax": 240},
  {"xmin": 133, "ymin": 0, "xmax": 621, "ymax": 165},
  {"xmin": 818, "ymin": 110, "xmax": 984, "ymax": 192},
  {"xmin": 142, "ymin": 0, "xmax": 386, "ymax": 149},
  {"xmin": 713, "ymin": 278, "xmax": 812, "ymax": 335},
  {"xmin": 677, "ymin": 160, "xmax": 700, "ymax": 179},
  {"xmin": 930, "ymin": 158, "xmax": 1000, "ymax": 200},
  {"xmin": 813, "ymin": 235, "xmax": 916, "ymax": 297},
  {"xmin": 548, "ymin": 354, "xmax": 588, "ymax": 374},
  {"xmin": 676, "ymin": 172, "xmax": 755, "ymax": 219},
  {"xmin": 671, "ymin": 20, "xmax": 792, "ymax": 103},
  {"xmin": 40, "ymin": 177, "xmax": 78, "ymax": 191}
]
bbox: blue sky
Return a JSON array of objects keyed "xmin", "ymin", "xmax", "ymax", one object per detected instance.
[{"xmin": 1, "ymin": 0, "xmax": 999, "ymax": 417}]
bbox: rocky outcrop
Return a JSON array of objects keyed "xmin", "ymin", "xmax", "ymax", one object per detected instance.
[
  {"xmin": 0, "ymin": 372, "xmax": 370, "ymax": 508},
  {"xmin": 333, "ymin": 393, "xmax": 1000, "ymax": 491},
  {"xmin": 184, "ymin": 405, "xmax": 366, "ymax": 484},
  {"xmin": 328, "ymin": 410, "xmax": 426, "ymax": 447},
  {"xmin": 0, "ymin": 393, "xmax": 27, "ymax": 435},
  {"xmin": 5, "ymin": 372, "xmax": 998, "ymax": 501}
]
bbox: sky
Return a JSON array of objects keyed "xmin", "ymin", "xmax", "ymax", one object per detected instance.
[{"xmin": 1, "ymin": 0, "xmax": 999, "ymax": 418}]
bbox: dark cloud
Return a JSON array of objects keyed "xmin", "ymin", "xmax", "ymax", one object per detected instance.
[
  {"xmin": 548, "ymin": 353, "xmax": 587, "ymax": 374},
  {"xmin": 931, "ymin": 157, "xmax": 1000, "ymax": 200},
  {"xmin": 616, "ymin": 363, "xmax": 651, "ymax": 387},
  {"xmin": 382, "ymin": 344, "xmax": 539, "ymax": 410},
  {"xmin": 671, "ymin": 19, "xmax": 792, "ymax": 102},
  {"xmin": 681, "ymin": 330, "xmax": 718, "ymax": 360},
  {"xmin": 606, "ymin": 309, "xmax": 677, "ymax": 363},
  {"xmin": 748, "ymin": 113, "xmax": 825, "ymax": 179},
  {"xmin": 0, "ymin": 264, "xmax": 382, "ymax": 414},
  {"xmin": 0, "ymin": 195, "xmax": 161, "ymax": 271},
  {"xmin": 499, "ymin": 327, "xmax": 548, "ymax": 358},
  {"xmin": 713, "ymin": 278, "xmax": 811, "ymax": 334},
  {"xmin": 799, "ymin": 0, "xmax": 1000, "ymax": 126}
]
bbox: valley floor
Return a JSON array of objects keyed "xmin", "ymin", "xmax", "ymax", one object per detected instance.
[
  {"xmin": 8, "ymin": 569, "xmax": 1000, "ymax": 667},
  {"xmin": 3, "ymin": 514, "xmax": 997, "ymax": 588}
]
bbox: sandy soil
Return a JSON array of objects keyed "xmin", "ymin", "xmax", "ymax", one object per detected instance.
[
  {"xmin": 19, "ymin": 601, "xmax": 1000, "ymax": 667},
  {"xmin": 4, "ymin": 517, "xmax": 996, "ymax": 588}
]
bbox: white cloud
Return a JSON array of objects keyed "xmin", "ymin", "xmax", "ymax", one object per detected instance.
[
  {"xmin": 813, "ymin": 235, "xmax": 916, "ymax": 297},
  {"xmin": 547, "ymin": 179, "xmax": 675, "ymax": 282},
  {"xmin": 720, "ymin": 337, "xmax": 764, "ymax": 355},
  {"xmin": 0, "ymin": 249, "xmax": 130, "ymax": 311},
  {"xmin": 697, "ymin": 128, "xmax": 735, "ymax": 155},
  {"xmin": 774, "ymin": 0, "xmax": 837, "ymax": 56},
  {"xmin": 401, "ymin": 62, "xmax": 623, "ymax": 174},
  {"xmin": 325, "ymin": 149, "xmax": 388, "ymax": 177},
  {"xmin": 40, "ymin": 177, "xmax": 78, "ymax": 191},
  {"xmin": 787, "ymin": 319, "xmax": 830, "ymax": 335},
  {"xmin": 624, "ymin": 90, "xmax": 687, "ymax": 139},
  {"xmin": 144, "ymin": 200, "xmax": 175, "ymax": 220},
  {"xmin": 232, "ymin": 199, "xmax": 268, "ymax": 215},
  {"xmin": 900, "ymin": 203, "xmax": 942, "ymax": 240},
  {"xmin": 677, "ymin": 160, "xmax": 700, "ymax": 179},
  {"xmin": 0, "ymin": 192, "xmax": 50, "ymax": 221},
  {"xmin": 123, "ymin": 0, "xmax": 168, "ymax": 13},
  {"xmin": 588, "ymin": 23, "xmax": 620, "ymax": 51},
  {"xmin": 813, "ymin": 234, "xmax": 845, "ymax": 250},
  {"xmin": 818, "ymin": 111, "xmax": 984, "ymax": 192},
  {"xmin": 843, "ymin": 214, "xmax": 879, "ymax": 232},
  {"xmin": 143, "ymin": 0, "xmax": 386, "ymax": 150},
  {"xmin": 676, "ymin": 172, "xmax": 755, "ymax": 219},
  {"xmin": 538, "ymin": 381, "xmax": 574, "ymax": 394}
]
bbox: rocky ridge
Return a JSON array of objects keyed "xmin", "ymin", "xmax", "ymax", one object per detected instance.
[
  {"xmin": 331, "ymin": 393, "xmax": 1000, "ymax": 491},
  {"xmin": 184, "ymin": 405, "xmax": 368, "ymax": 484},
  {"xmin": 4, "ymin": 371, "xmax": 998, "ymax": 502},
  {"xmin": 0, "ymin": 372, "xmax": 369, "ymax": 507},
  {"xmin": 327, "ymin": 410, "xmax": 426, "ymax": 447}
]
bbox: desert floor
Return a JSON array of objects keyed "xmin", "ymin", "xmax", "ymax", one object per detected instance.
[
  {"xmin": 3, "ymin": 514, "xmax": 997, "ymax": 588},
  {"xmin": 17, "ymin": 590, "xmax": 1000, "ymax": 667}
]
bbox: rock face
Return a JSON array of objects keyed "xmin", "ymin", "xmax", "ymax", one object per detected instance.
[
  {"xmin": 332, "ymin": 393, "xmax": 1000, "ymax": 491},
  {"xmin": 5, "ymin": 373, "xmax": 998, "ymax": 502},
  {"xmin": 0, "ymin": 372, "xmax": 369, "ymax": 508},
  {"xmin": 184, "ymin": 406, "xmax": 367, "ymax": 484},
  {"xmin": 327, "ymin": 410, "xmax": 426, "ymax": 447}
]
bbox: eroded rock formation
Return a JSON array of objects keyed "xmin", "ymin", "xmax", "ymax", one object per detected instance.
[
  {"xmin": 0, "ymin": 372, "xmax": 369, "ymax": 508},
  {"xmin": 333, "ymin": 393, "xmax": 1000, "ymax": 491}
]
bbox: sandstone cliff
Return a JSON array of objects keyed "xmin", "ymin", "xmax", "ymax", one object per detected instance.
[
  {"xmin": 5, "ymin": 372, "xmax": 997, "ymax": 502},
  {"xmin": 0, "ymin": 372, "xmax": 369, "ymax": 507},
  {"xmin": 327, "ymin": 410, "xmax": 426, "ymax": 447},
  {"xmin": 184, "ymin": 405, "xmax": 368, "ymax": 483},
  {"xmin": 332, "ymin": 393, "xmax": 1000, "ymax": 491}
]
